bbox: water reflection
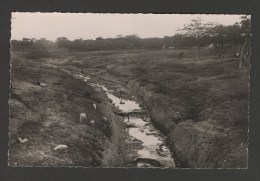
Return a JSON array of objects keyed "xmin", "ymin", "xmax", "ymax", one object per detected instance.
[{"xmin": 74, "ymin": 73, "xmax": 175, "ymax": 168}]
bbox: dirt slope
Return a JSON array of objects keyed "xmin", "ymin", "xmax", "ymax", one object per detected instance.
[{"xmin": 9, "ymin": 53, "xmax": 128, "ymax": 167}]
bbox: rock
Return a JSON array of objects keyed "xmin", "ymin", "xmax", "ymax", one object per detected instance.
[
  {"xmin": 79, "ymin": 113, "xmax": 87, "ymax": 123},
  {"xmin": 18, "ymin": 138, "xmax": 28, "ymax": 144},
  {"xmin": 102, "ymin": 117, "xmax": 108, "ymax": 122},
  {"xmin": 135, "ymin": 158, "xmax": 162, "ymax": 167},
  {"xmin": 54, "ymin": 144, "xmax": 68, "ymax": 151},
  {"xmin": 145, "ymin": 123, "xmax": 151, "ymax": 126},
  {"xmin": 126, "ymin": 122, "xmax": 135, "ymax": 128},
  {"xmin": 40, "ymin": 83, "xmax": 47, "ymax": 87},
  {"xmin": 90, "ymin": 120, "xmax": 95, "ymax": 125},
  {"xmin": 149, "ymin": 128, "xmax": 156, "ymax": 132},
  {"xmin": 146, "ymin": 132, "xmax": 157, "ymax": 136}
]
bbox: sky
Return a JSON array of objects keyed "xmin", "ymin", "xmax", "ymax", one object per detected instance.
[{"xmin": 11, "ymin": 13, "xmax": 243, "ymax": 41}]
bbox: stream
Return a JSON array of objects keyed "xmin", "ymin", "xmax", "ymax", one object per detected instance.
[{"xmin": 74, "ymin": 73, "xmax": 175, "ymax": 168}]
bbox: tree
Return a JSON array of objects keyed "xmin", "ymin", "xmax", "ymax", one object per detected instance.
[
  {"xmin": 55, "ymin": 37, "xmax": 70, "ymax": 49},
  {"xmin": 96, "ymin": 37, "xmax": 103, "ymax": 40},
  {"xmin": 34, "ymin": 38, "xmax": 56, "ymax": 50},
  {"xmin": 239, "ymin": 15, "xmax": 251, "ymax": 70},
  {"xmin": 209, "ymin": 24, "xmax": 227, "ymax": 49},
  {"xmin": 116, "ymin": 34, "xmax": 123, "ymax": 39},
  {"xmin": 170, "ymin": 34, "xmax": 196, "ymax": 48},
  {"xmin": 124, "ymin": 34, "xmax": 142, "ymax": 49},
  {"xmin": 180, "ymin": 17, "xmax": 213, "ymax": 60},
  {"xmin": 69, "ymin": 39, "xmax": 85, "ymax": 51},
  {"xmin": 142, "ymin": 38, "xmax": 163, "ymax": 50},
  {"xmin": 162, "ymin": 36, "xmax": 171, "ymax": 49}
]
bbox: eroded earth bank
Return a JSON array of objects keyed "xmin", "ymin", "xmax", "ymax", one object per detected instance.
[{"xmin": 9, "ymin": 49, "xmax": 249, "ymax": 168}]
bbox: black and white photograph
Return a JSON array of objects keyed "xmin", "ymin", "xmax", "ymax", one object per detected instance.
[{"xmin": 9, "ymin": 13, "xmax": 250, "ymax": 168}]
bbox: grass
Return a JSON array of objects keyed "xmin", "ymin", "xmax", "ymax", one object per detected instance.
[
  {"xmin": 59, "ymin": 48, "xmax": 249, "ymax": 168},
  {"xmin": 9, "ymin": 52, "xmax": 128, "ymax": 167},
  {"xmin": 9, "ymin": 48, "xmax": 249, "ymax": 168}
]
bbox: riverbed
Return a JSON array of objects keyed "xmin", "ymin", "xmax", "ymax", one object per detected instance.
[{"xmin": 74, "ymin": 73, "xmax": 175, "ymax": 168}]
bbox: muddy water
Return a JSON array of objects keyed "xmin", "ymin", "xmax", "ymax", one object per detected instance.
[{"xmin": 74, "ymin": 73, "xmax": 175, "ymax": 168}]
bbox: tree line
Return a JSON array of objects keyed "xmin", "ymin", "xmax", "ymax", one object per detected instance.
[{"xmin": 11, "ymin": 15, "xmax": 250, "ymax": 62}]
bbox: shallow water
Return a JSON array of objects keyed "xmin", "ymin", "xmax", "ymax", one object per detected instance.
[
  {"xmin": 74, "ymin": 73, "xmax": 175, "ymax": 168},
  {"xmin": 127, "ymin": 117, "xmax": 175, "ymax": 167}
]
